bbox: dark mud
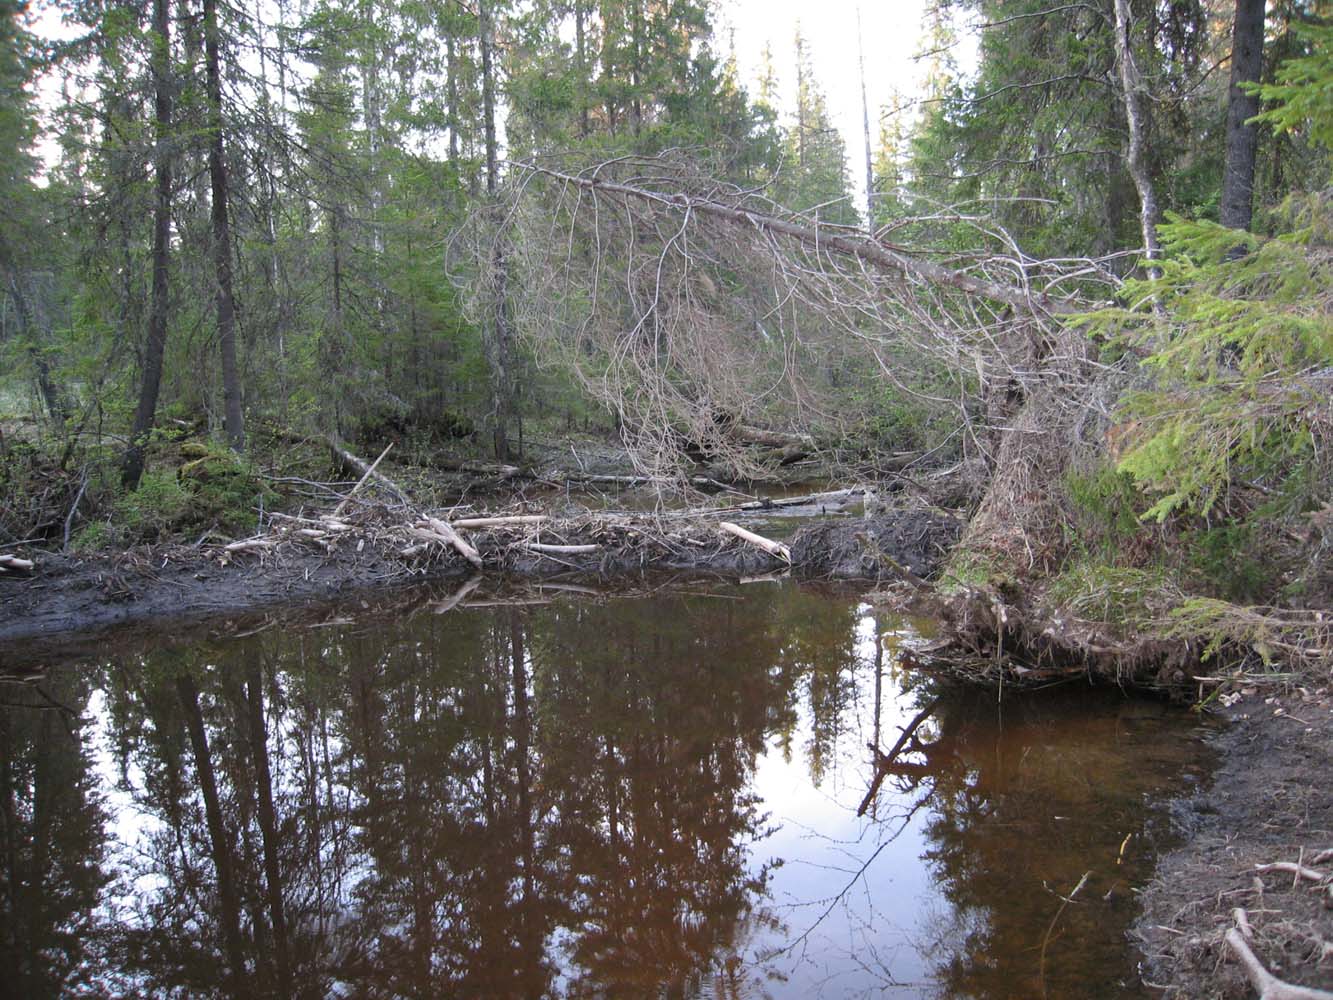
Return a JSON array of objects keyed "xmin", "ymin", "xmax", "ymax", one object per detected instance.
[
  {"xmin": 1134, "ymin": 687, "xmax": 1333, "ymax": 998},
  {"xmin": 0, "ymin": 508, "xmax": 960, "ymax": 667}
]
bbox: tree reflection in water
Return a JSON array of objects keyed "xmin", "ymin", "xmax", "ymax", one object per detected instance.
[{"xmin": 0, "ymin": 583, "xmax": 1209, "ymax": 999}]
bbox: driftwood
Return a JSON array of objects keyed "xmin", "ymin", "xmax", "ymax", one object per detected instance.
[
  {"xmin": 1255, "ymin": 862, "xmax": 1329, "ymax": 884},
  {"xmin": 526, "ymin": 542, "xmax": 599, "ymax": 555},
  {"xmin": 453, "ymin": 515, "xmax": 548, "ymax": 530},
  {"xmin": 224, "ymin": 538, "xmax": 277, "ymax": 553},
  {"xmin": 1226, "ymin": 909, "xmax": 1333, "ymax": 1000},
  {"xmin": 411, "ymin": 518, "xmax": 484, "ymax": 570},
  {"xmin": 718, "ymin": 522, "xmax": 790, "ymax": 563},
  {"xmin": 0, "ymin": 554, "xmax": 35, "ymax": 572}
]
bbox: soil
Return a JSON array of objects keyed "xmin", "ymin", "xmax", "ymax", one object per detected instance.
[{"xmin": 1134, "ymin": 686, "xmax": 1333, "ymax": 998}]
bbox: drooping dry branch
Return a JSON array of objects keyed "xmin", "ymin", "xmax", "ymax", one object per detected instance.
[
  {"xmin": 517, "ymin": 162, "xmax": 1081, "ymax": 317},
  {"xmin": 456, "ymin": 152, "xmax": 1123, "ymax": 487}
]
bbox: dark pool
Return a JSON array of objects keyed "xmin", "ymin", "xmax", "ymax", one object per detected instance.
[{"xmin": 0, "ymin": 581, "xmax": 1214, "ymax": 998}]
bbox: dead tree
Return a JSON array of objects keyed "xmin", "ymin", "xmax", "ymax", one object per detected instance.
[{"xmin": 469, "ymin": 153, "xmax": 1120, "ymax": 505}]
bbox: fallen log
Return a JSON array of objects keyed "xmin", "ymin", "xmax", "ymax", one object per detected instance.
[
  {"xmin": 437, "ymin": 458, "xmax": 524, "ymax": 479},
  {"xmin": 325, "ymin": 435, "xmax": 411, "ymax": 506},
  {"xmin": 0, "ymin": 554, "xmax": 35, "ymax": 572},
  {"xmin": 719, "ymin": 521, "xmax": 791, "ymax": 563},
  {"xmin": 517, "ymin": 162, "xmax": 1077, "ymax": 316},
  {"xmin": 737, "ymin": 425, "xmax": 813, "ymax": 450},
  {"xmin": 731, "ymin": 488, "xmax": 862, "ymax": 513},
  {"xmin": 224, "ymin": 538, "xmax": 276, "ymax": 553},
  {"xmin": 332, "ymin": 442, "xmax": 393, "ymax": 517},
  {"xmin": 1255, "ymin": 862, "xmax": 1328, "ymax": 884}
]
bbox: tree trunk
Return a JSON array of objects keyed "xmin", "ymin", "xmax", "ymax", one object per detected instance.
[
  {"xmin": 445, "ymin": 25, "xmax": 460, "ymax": 164},
  {"xmin": 480, "ymin": 0, "xmax": 513, "ymax": 461},
  {"xmin": 857, "ymin": 10, "xmax": 875, "ymax": 227},
  {"xmin": 123, "ymin": 0, "xmax": 174, "ymax": 490},
  {"xmin": 1, "ymin": 266, "xmax": 71, "ymax": 427},
  {"xmin": 1112, "ymin": 0, "xmax": 1161, "ymax": 276},
  {"xmin": 575, "ymin": 2, "xmax": 589, "ymax": 138},
  {"xmin": 1220, "ymin": 0, "xmax": 1265, "ymax": 232},
  {"xmin": 204, "ymin": 0, "xmax": 245, "ymax": 451}
]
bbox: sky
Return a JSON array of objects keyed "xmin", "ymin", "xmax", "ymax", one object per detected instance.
[{"xmin": 717, "ymin": 0, "xmax": 956, "ymax": 211}]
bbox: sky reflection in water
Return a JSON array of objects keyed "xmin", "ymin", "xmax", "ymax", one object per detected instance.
[{"xmin": 0, "ymin": 582, "xmax": 1213, "ymax": 998}]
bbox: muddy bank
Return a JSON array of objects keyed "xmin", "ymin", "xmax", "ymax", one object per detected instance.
[
  {"xmin": 0, "ymin": 506, "xmax": 959, "ymax": 666},
  {"xmin": 1134, "ymin": 688, "xmax": 1333, "ymax": 998}
]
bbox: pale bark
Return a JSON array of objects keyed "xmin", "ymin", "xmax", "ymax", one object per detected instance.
[
  {"xmin": 719, "ymin": 521, "xmax": 791, "ymax": 563},
  {"xmin": 1111, "ymin": 0, "xmax": 1161, "ymax": 276}
]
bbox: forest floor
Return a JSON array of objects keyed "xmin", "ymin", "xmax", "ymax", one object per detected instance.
[{"xmin": 1135, "ymin": 688, "xmax": 1333, "ymax": 999}]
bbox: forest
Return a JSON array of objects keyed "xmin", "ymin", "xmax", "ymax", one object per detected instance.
[
  {"xmin": 3, "ymin": 3, "xmax": 1333, "ymax": 997},
  {"xmin": 1, "ymin": 0, "xmax": 1331, "ymax": 670}
]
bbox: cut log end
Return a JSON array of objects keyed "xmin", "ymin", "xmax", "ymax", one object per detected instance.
[{"xmin": 719, "ymin": 521, "xmax": 791, "ymax": 564}]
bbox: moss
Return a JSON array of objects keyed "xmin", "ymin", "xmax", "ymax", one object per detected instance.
[
  {"xmin": 1064, "ymin": 465, "xmax": 1141, "ymax": 556},
  {"xmin": 113, "ymin": 470, "xmax": 190, "ymax": 541},
  {"xmin": 70, "ymin": 521, "xmax": 109, "ymax": 553},
  {"xmin": 1043, "ymin": 562, "xmax": 1175, "ymax": 630},
  {"xmin": 941, "ymin": 548, "xmax": 1012, "ymax": 594},
  {"xmin": 174, "ymin": 445, "xmax": 276, "ymax": 536}
]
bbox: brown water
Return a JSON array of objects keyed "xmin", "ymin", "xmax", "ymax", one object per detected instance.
[{"xmin": 0, "ymin": 582, "xmax": 1213, "ymax": 998}]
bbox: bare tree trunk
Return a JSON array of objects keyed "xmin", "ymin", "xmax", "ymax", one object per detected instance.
[
  {"xmin": 480, "ymin": 0, "xmax": 513, "ymax": 461},
  {"xmin": 575, "ymin": 1, "xmax": 589, "ymax": 138},
  {"xmin": 123, "ymin": 0, "xmax": 174, "ymax": 490},
  {"xmin": 1112, "ymin": 0, "xmax": 1161, "ymax": 276},
  {"xmin": 204, "ymin": 0, "xmax": 245, "ymax": 451},
  {"xmin": 1220, "ymin": 0, "xmax": 1265, "ymax": 233},
  {"xmin": 177, "ymin": 674, "xmax": 248, "ymax": 994},
  {"xmin": 857, "ymin": 9, "xmax": 875, "ymax": 227}
]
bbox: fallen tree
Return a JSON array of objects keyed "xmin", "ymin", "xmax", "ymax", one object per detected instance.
[{"xmin": 457, "ymin": 150, "xmax": 1332, "ymax": 686}]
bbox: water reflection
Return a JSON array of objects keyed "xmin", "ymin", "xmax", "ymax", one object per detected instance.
[{"xmin": 0, "ymin": 583, "xmax": 1210, "ymax": 998}]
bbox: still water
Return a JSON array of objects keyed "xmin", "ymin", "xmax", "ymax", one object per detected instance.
[{"xmin": 0, "ymin": 582, "xmax": 1213, "ymax": 998}]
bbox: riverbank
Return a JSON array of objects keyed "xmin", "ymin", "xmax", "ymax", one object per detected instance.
[
  {"xmin": 0, "ymin": 501, "xmax": 960, "ymax": 667},
  {"xmin": 1135, "ymin": 687, "xmax": 1333, "ymax": 999}
]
